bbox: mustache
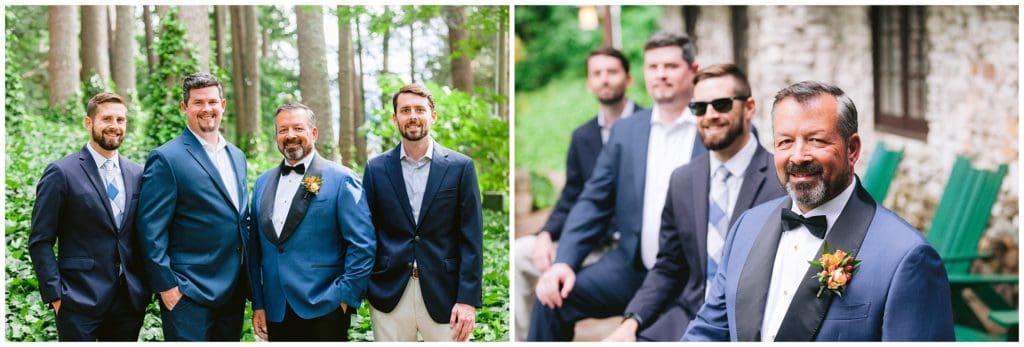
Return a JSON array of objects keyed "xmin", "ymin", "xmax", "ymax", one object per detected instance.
[
  {"xmin": 786, "ymin": 161, "xmax": 823, "ymax": 176},
  {"xmin": 284, "ymin": 136, "xmax": 302, "ymax": 146}
]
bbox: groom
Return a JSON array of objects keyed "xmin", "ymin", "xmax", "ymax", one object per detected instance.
[{"xmin": 682, "ymin": 81, "xmax": 954, "ymax": 341}]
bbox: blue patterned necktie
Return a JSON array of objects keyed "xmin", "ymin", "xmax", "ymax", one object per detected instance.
[
  {"xmin": 102, "ymin": 160, "xmax": 124, "ymax": 228},
  {"xmin": 706, "ymin": 166, "xmax": 732, "ymax": 297}
]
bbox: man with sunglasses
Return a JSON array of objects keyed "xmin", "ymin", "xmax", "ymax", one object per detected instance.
[
  {"xmin": 605, "ymin": 64, "xmax": 785, "ymax": 341},
  {"xmin": 529, "ymin": 31, "xmax": 708, "ymax": 341}
]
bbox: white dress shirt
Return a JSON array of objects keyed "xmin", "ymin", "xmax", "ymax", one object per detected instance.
[
  {"xmin": 85, "ymin": 143, "xmax": 125, "ymax": 223},
  {"xmin": 189, "ymin": 127, "xmax": 240, "ymax": 211},
  {"xmin": 597, "ymin": 100, "xmax": 636, "ymax": 144},
  {"xmin": 640, "ymin": 105, "xmax": 697, "ymax": 269},
  {"xmin": 760, "ymin": 180, "xmax": 857, "ymax": 341},
  {"xmin": 272, "ymin": 151, "xmax": 316, "ymax": 237},
  {"xmin": 401, "ymin": 140, "xmax": 434, "ymax": 225}
]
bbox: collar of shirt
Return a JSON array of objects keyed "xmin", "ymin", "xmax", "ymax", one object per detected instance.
[
  {"xmin": 85, "ymin": 142, "xmax": 119, "ymax": 171},
  {"xmin": 650, "ymin": 104, "xmax": 696, "ymax": 128},
  {"xmin": 281, "ymin": 150, "xmax": 317, "ymax": 176},
  {"xmin": 787, "ymin": 177, "xmax": 857, "ymax": 236},
  {"xmin": 707, "ymin": 135, "xmax": 758, "ymax": 180},
  {"xmin": 400, "ymin": 138, "xmax": 435, "ymax": 163},
  {"xmin": 597, "ymin": 99, "xmax": 636, "ymax": 130},
  {"xmin": 188, "ymin": 126, "xmax": 227, "ymax": 154}
]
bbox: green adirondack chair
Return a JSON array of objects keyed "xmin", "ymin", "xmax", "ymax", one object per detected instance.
[
  {"xmin": 861, "ymin": 142, "xmax": 903, "ymax": 202},
  {"xmin": 926, "ymin": 156, "xmax": 1016, "ymax": 341}
]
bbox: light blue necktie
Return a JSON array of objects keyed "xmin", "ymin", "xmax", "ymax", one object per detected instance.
[
  {"xmin": 102, "ymin": 160, "xmax": 124, "ymax": 228},
  {"xmin": 706, "ymin": 166, "xmax": 732, "ymax": 297}
]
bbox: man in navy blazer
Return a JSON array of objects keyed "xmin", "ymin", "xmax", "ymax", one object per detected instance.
[
  {"xmin": 29, "ymin": 92, "xmax": 150, "ymax": 341},
  {"xmin": 364, "ymin": 84, "xmax": 483, "ymax": 341},
  {"xmin": 529, "ymin": 31, "xmax": 708, "ymax": 341},
  {"xmin": 606, "ymin": 64, "xmax": 785, "ymax": 341},
  {"xmin": 137, "ymin": 73, "xmax": 250, "ymax": 341},
  {"xmin": 247, "ymin": 103, "xmax": 376, "ymax": 341},
  {"xmin": 514, "ymin": 47, "xmax": 646, "ymax": 340},
  {"xmin": 682, "ymin": 81, "xmax": 954, "ymax": 341}
]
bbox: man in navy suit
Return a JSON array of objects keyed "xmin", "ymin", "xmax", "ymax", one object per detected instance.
[
  {"xmin": 137, "ymin": 72, "xmax": 250, "ymax": 341},
  {"xmin": 514, "ymin": 47, "xmax": 646, "ymax": 340},
  {"xmin": 605, "ymin": 64, "xmax": 785, "ymax": 341},
  {"xmin": 247, "ymin": 103, "xmax": 376, "ymax": 341},
  {"xmin": 529, "ymin": 31, "xmax": 708, "ymax": 341},
  {"xmin": 363, "ymin": 84, "xmax": 483, "ymax": 341},
  {"xmin": 682, "ymin": 81, "xmax": 954, "ymax": 341},
  {"xmin": 29, "ymin": 92, "xmax": 150, "ymax": 341}
]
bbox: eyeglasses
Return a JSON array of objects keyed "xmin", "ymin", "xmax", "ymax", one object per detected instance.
[{"xmin": 688, "ymin": 95, "xmax": 750, "ymax": 116}]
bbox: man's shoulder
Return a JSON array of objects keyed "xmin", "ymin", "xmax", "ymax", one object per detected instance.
[
  {"xmin": 436, "ymin": 144, "xmax": 474, "ymax": 165},
  {"xmin": 867, "ymin": 205, "xmax": 930, "ymax": 250},
  {"xmin": 671, "ymin": 152, "xmax": 711, "ymax": 180},
  {"xmin": 571, "ymin": 116, "xmax": 600, "ymax": 139}
]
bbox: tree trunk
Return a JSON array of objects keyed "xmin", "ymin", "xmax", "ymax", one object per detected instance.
[
  {"xmin": 80, "ymin": 5, "xmax": 110, "ymax": 82},
  {"xmin": 354, "ymin": 14, "xmax": 367, "ymax": 164},
  {"xmin": 498, "ymin": 22, "xmax": 509, "ymax": 120},
  {"xmin": 143, "ymin": 6, "xmax": 156, "ymax": 75},
  {"xmin": 409, "ymin": 22, "xmax": 415, "ymax": 83},
  {"xmin": 262, "ymin": 28, "xmax": 270, "ymax": 59},
  {"xmin": 214, "ymin": 5, "xmax": 228, "ymax": 70},
  {"xmin": 48, "ymin": 6, "xmax": 80, "ymax": 107},
  {"xmin": 295, "ymin": 5, "xmax": 337, "ymax": 162},
  {"xmin": 337, "ymin": 7, "xmax": 355, "ymax": 167},
  {"xmin": 445, "ymin": 6, "xmax": 472, "ymax": 93},
  {"xmin": 230, "ymin": 6, "xmax": 260, "ymax": 155},
  {"xmin": 179, "ymin": 6, "xmax": 210, "ymax": 72},
  {"xmin": 111, "ymin": 5, "xmax": 136, "ymax": 99}
]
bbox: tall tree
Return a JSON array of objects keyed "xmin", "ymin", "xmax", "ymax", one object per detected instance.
[
  {"xmin": 409, "ymin": 21, "xmax": 415, "ymax": 83},
  {"xmin": 295, "ymin": 5, "xmax": 337, "ymax": 161},
  {"xmin": 445, "ymin": 6, "xmax": 473, "ymax": 93},
  {"xmin": 48, "ymin": 6, "xmax": 80, "ymax": 107},
  {"xmin": 353, "ymin": 12, "xmax": 367, "ymax": 164},
  {"xmin": 230, "ymin": 6, "xmax": 261, "ymax": 155},
  {"xmin": 213, "ymin": 6, "xmax": 228, "ymax": 70},
  {"xmin": 381, "ymin": 6, "xmax": 392, "ymax": 75},
  {"xmin": 179, "ymin": 6, "xmax": 210, "ymax": 72},
  {"xmin": 498, "ymin": 22, "xmax": 509, "ymax": 120},
  {"xmin": 111, "ymin": 5, "xmax": 136, "ymax": 99},
  {"xmin": 80, "ymin": 5, "xmax": 110, "ymax": 82},
  {"xmin": 337, "ymin": 7, "xmax": 355, "ymax": 166},
  {"xmin": 143, "ymin": 5, "xmax": 156, "ymax": 74}
]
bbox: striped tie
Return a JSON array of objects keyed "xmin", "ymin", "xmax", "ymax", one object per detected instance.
[
  {"xmin": 706, "ymin": 166, "xmax": 731, "ymax": 297},
  {"xmin": 102, "ymin": 160, "xmax": 124, "ymax": 228}
]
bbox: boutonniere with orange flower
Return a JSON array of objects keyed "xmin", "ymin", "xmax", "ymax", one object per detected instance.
[
  {"xmin": 808, "ymin": 242, "xmax": 860, "ymax": 298},
  {"xmin": 302, "ymin": 176, "xmax": 323, "ymax": 199}
]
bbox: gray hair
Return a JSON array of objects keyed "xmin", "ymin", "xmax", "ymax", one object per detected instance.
[
  {"xmin": 274, "ymin": 102, "xmax": 316, "ymax": 128},
  {"xmin": 771, "ymin": 80, "xmax": 858, "ymax": 141},
  {"xmin": 643, "ymin": 31, "xmax": 696, "ymax": 65}
]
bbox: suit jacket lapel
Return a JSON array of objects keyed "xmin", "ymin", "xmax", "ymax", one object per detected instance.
[
  {"xmin": 417, "ymin": 144, "xmax": 450, "ymax": 227},
  {"xmin": 182, "ymin": 129, "xmax": 235, "ymax": 208},
  {"xmin": 731, "ymin": 145, "xmax": 770, "ymax": 224},
  {"xmin": 117, "ymin": 155, "xmax": 138, "ymax": 233},
  {"xmin": 78, "ymin": 146, "xmax": 118, "ymax": 233},
  {"xmin": 384, "ymin": 146, "xmax": 417, "ymax": 227},
  {"xmin": 228, "ymin": 146, "xmax": 247, "ymax": 213},
  {"xmin": 774, "ymin": 179, "xmax": 876, "ymax": 341},
  {"xmin": 259, "ymin": 165, "xmax": 282, "ymax": 244},
  {"xmin": 693, "ymin": 156, "xmax": 711, "ymax": 280},
  {"xmin": 735, "ymin": 198, "xmax": 789, "ymax": 341},
  {"xmin": 277, "ymin": 154, "xmax": 323, "ymax": 245},
  {"xmin": 634, "ymin": 111, "xmax": 652, "ymax": 203}
]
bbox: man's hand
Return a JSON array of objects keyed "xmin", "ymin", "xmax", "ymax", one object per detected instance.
[
  {"xmin": 603, "ymin": 317, "xmax": 639, "ymax": 341},
  {"xmin": 535, "ymin": 263, "xmax": 576, "ymax": 309},
  {"xmin": 449, "ymin": 303, "xmax": 476, "ymax": 341},
  {"xmin": 531, "ymin": 231, "xmax": 556, "ymax": 272},
  {"xmin": 51, "ymin": 299, "xmax": 62, "ymax": 315},
  {"xmin": 160, "ymin": 286, "xmax": 183, "ymax": 311},
  {"xmin": 252, "ymin": 309, "xmax": 268, "ymax": 341}
]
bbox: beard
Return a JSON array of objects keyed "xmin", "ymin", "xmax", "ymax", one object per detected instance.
[
  {"xmin": 596, "ymin": 89, "xmax": 626, "ymax": 106},
  {"xmin": 700, "ymin": 117, "xmax": 746, "ymax": 151},
  {"xmin": 92, "ymin": 127, "xmax": 123, "ymax": 151},
  {"xmin": 400, "ymin": 118, "xmax": 430, "ymax": 141},
  {"xmin": 279, "ymin": 136, "xmax": 309, "ymax": 161},
  {"xmin": 194, "ymin": 112, "xmax": 220, "ymax": 133},
  {"xmin": 784, "ymin": 161, "xmax": 828, "ymax": 207}
]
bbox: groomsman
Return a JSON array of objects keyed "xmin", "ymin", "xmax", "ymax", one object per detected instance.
[
  {"xmin": 248, "ymin": 103, "xmax": 376, "ymax": 341},
  {"xmin": 29, "ymin": 92, "xmax": 150, "ymax": 341},
  {"xmin": 363, "ymin": 84, "xmax": 484, "ymax": 341}
]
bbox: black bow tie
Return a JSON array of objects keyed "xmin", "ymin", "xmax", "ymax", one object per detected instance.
[
  {"xmin": 281, "ymin": 162, "xmax": 305, "ymax": 176},
  {"xmin": 781, "ymin": 209, "xmax": 828, "ymax": 239}
]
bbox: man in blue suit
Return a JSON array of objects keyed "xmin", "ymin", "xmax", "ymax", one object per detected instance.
[
  {"xmin": 682, "ymin": 81, "xmax": 954, "ymax": 341},
  {"xmin": 363, "ymin": 84, "xmax": 483, "ymax": 341},
  {"xmin": 137, "ymin": 72, "xmax": 250, "ymax": 341},
  {"xmin": 529, "ymin": 31, "xmax": 708, "ymax": 341},
  {"xmin": 606, "ymin": 64, "xmax": 786, "ymax": 341},
  {"xmin": 29, "ymin": 92, "xmax": 150, "ymax": 341},
  {"xmin": 247, "ymin": 103, "xmax": 376, "ymax": 341},
  {"xmin": 514, "ymin": 47, "xmax": 646, "ymax": 340}
]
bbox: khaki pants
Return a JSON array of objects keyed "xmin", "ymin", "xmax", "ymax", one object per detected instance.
[{"xmin": 370, "ymin": 276, "xmax": 463, "ymax": 341}]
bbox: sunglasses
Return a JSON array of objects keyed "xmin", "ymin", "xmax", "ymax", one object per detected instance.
[{"xmin": 688, "ymin": 95, "xmax": 750, "ymax": 116}]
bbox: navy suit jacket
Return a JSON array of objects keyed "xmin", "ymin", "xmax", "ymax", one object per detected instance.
[
  {"xmin": 683, "ymin": 179, "xmax": 955, "ymax": 341},
  {"xmin": 248, "ymin": 153, "xmax": 376, "ymax": 322},
  {"xmin": 554, "ymin": 108, "xmax": 706, "ymax": 270},
  {"xmin": 29, "ymin": 145, "xmax": 150, "ymax": 314},
  {"xmin": 624, "ymin": 143, "xmax": 785, "ymax": 340},
  {"xmin": 137, "ymin": 128, "xmax": 250, "ymax": 307},
  {"xmin": 541, "ymin": 104, "xmax": 648, "ymax": 241},
  {"xmin": 363, "ymin": 143, "xmax": 484, "ymax": 323}
]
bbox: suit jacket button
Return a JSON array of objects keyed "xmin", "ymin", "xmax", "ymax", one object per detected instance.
[
  {"xmin": 414, "ymin": 236, "xmax": 420, "ymax": 242},
  {"xmin": 406, "ymin": 262, "xmax": 413, "ymax": 268}
]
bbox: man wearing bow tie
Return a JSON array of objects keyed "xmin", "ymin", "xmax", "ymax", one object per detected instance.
[
  {"xmin": 248, "ymin": 103, "xmax": 376, "ymax": 341},
  {"xmin": 681, "ymin": 81, "xmax": 954, "ymax": 341},
  {"xmin": 29, "ymin": 92, "xmax": 149, "ymax": 341}
]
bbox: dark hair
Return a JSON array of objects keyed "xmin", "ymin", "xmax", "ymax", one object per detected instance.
[
  {"xmin": 392, "ymin": 84, "xmax": 435, "ymax": 114},
  {"xmin": 771, "ymin": 81, "xmax": 858, "ymax": 140},
  {"xmin": 274, "ymin": 102, "xmax": 316, "ymax": 128},
  {"xmin": 181, "ymin": 72, "xmax": 224, "ymax": 102},
  {"xmin": 86, "ymin": 92, "xmax": 127, "ymax": 118},
  {"xmin": 643, "ymin": 31, "xmax": 696, "ymax": 65},
  {"xmin": 693, "ymin": 63, "xmax": 751, "ymax": 98},
  {"xmin": 585, "ymin": 47, "xmax": 631, "ymax": 75}
]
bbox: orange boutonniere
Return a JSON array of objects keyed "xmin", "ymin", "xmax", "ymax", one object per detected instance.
[
  {"xmin": 808, "ymin": 242, "xmax": 860, "ymax": 298},
  {"xmin": 302, "ymin": 176, "xmax": 322, "ymax": 199}
]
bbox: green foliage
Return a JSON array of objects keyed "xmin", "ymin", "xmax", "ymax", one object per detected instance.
[
  {"xmin": 140, "ymin": 8, "xmax": 199, "ymax": 152},
  {"xmin": 529, "ymin": 170, "xmax": 557, "ymax": 210},
  {"xmin": 4, "ymin": 6, "xmax": 50, "ymax": 114},
  {"xmin": 451, "ymin": 6, "xmax": 508, "ymax": 61}
]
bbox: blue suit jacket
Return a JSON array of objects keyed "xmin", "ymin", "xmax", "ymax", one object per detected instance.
[
  {"xmin": 625, "ymin": 143, "xmax": 785, "ymax": 340},
  {"xmin": 248, "ymin": 153, "xmax": 376, "ymax": 322},
  {"xmin": 363, "ymin": 142, "xmax": 483, "ymax": 323},
  {"xmin": 29, "ymin": 145, "xmax": 151, "ymax": 314},
  {"xmin": 554, "ymin": 108, "xmax": 706, "ymax": 270},
  {"xmin": 137, "ymin": 128, "xmax": 250, "ymax": 307},
  {"xmin": 683, "ymin": 179, "xmax": 955, "ymax": 341}
]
